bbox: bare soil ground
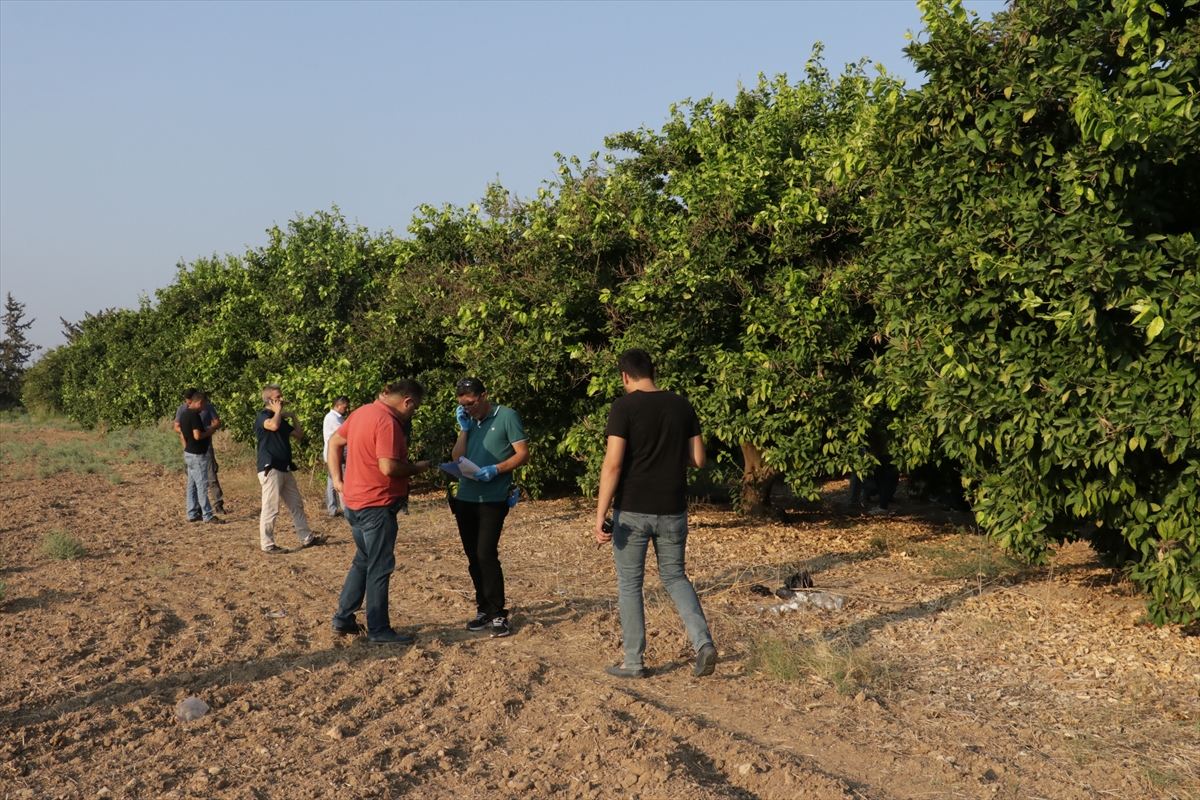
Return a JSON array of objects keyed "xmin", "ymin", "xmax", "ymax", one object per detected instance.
[{"xmin": 1, "ymin": 419, "xmax": 1198, "ymax": 800}]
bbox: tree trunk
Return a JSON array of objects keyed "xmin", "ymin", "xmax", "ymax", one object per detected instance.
[{"xmin": 739, "ymin": 442, "xmax": 780, "ymax": 517}]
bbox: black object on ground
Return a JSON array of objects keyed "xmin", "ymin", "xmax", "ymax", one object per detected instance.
[
  {"xmin": 748, "ymin": 584, "xmax": 773, "ymax": 597},
  {"xmin": 785, "ymin": 571, "xmax": 813, "ymax": 591}
]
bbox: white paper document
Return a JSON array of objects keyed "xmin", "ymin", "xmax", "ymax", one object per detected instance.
[{"xmin": 438, "ymin": 457, "xmax": 481, "ymax": 480}]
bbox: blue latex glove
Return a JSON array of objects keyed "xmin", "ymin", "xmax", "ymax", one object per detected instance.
[
  {"xmin": 507, "ymin": 486, "xmax": 520, "ymax": 508},
  {"xmin": 475, "ymin": 464, "xmax": 498, "ymax": 482},
  {"xmin": 456, "ymin": 405, "xmax": 472, "ymax": 431}
]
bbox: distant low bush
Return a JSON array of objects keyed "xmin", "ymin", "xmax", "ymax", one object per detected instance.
[{"xmin": 43, "ymin": 530, "xmax": 85, "ymax": 561}]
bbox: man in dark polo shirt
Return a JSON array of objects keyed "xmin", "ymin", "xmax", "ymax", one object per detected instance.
[
  {"xmin": 594, "ymin": 348, "xmax": 717, "ymax": 679},
  {"xmin": 328, "ymin": 379, "xmax": 435, "ymax": 645},
  {"xmin": 255, "ymin": 384, "xmax": 319, "ymax": 553},
  {"xmin": 451, "ymin": 377, "xmax": 529, "ymax": 639},
  {"xmin": 179, "ymin": 391, "xmax": 222, "ymax": 524}
]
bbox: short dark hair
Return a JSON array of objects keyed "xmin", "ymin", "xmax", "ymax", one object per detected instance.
[
  {"xmin": 616, "ymin": 348, "xmax": 655, "ymax": 381},
  {"xmin": 384, "ymin": 379, "xmax": 426, "ymax": 400},
  {"xmin": 184, "ymin": 387, "xmax": 200, "ymax": 400},
  {"xmin": 334, "ymin": 395, "xmax": 350, "ymax": 406},
  {"xmin": 455, "ymin": 377, "xmax": 486, "ymax": 397}
]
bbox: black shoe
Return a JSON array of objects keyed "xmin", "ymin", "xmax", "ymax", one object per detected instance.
[
  {"xmin": 604, "ymin": 663, "xmax": 646, "ymax": 679},
  {"xmin": 300, "ymin": 534, "xmax": 324, "ymax": 549},
  {"xmin": 490, "ymin": 616, "xmax": 511, "ymax": 638},
  {"xmin": 262, "ymin": 545, "xmax": 286, "ymax": 555},
  {"xmin": 693, "ymin": 643, "xmax": 717, "ymax": 677},
  {"xmin": 368, "ymin": 629, "xmax": 415, "ymax": 646},
  {"xmin": 466, "ymin": 612, "xmax": 489, "ymax": 632},
  {"xmin": 214, "ymin": 506, "xmax": 227, "ymax": 515},
  {"xmin": 332, "ymin": 620, "xmax": 365, "ymax": 636},
  {"xmin": 187, "ymin": 517, "xmax": 202, "ymax": 523},
  {"xmin": 205, "ymin": 517, "xmax": 225, "ymax": 525}
]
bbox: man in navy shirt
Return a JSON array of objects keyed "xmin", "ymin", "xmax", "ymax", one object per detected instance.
[{"xmin": 255, "ymin": 384, "xmax": 320, "ymax": 553}]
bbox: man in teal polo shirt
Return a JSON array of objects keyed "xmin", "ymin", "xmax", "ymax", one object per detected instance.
[{"xmin": 452, "ymin": 377, "xmax": 529, "ymax": 638}]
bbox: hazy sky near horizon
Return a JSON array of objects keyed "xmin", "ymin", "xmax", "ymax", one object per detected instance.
[{"xmin": 1, "ymin": 0, "xmax": 1006, "ymax": 351}]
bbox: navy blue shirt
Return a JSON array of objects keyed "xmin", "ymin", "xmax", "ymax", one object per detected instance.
[{"xmin": 255, "ymin": 409, "xmax": 296, "ymax": 472}]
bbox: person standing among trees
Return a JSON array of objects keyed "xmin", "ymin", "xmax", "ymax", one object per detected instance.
[
  {"xmin": 178, "ymin": 391, "xmax": 223, "ymax": 524},
  {"xmin": 328, "ymin": 379, "xmax": 435, "ymax": 645},
  {"xmin": 323, "ymin": 395, "xmax": 350, "ymax": 517},
  {"xmin": 255, "ymin": 384, "xmax": 321, "ymax": 553},
  {"xmin": 452, "ymin": 377, "xmax": 529, "ymax": 638},
  {"xmin": 594, "ymin": 348, "xmax": 717, "ymax": 679},
  {"xmin": 174, "ymin": 388, "xmax": 226, "ymax": 515}
]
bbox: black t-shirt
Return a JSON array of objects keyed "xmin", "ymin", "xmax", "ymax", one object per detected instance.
[
  {"xmin": 255, "ymin": 409, "xmax": 295, "ymax": 472},
  {"xmin": 604, "ymin": 390, "xmax": 702, "ymax": 515},
  {"xmin": 180, "ymin": 409, "xmax": 210, "ymax": 456}
]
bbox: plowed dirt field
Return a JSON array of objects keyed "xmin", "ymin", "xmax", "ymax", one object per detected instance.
[{"xmin": 1, "ymin": 419, "xmax": 1197, "ymax": 799}]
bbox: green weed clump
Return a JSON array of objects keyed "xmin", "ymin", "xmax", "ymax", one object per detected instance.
[
  {"xmin": 43, "ymin": 530, "xmax": 85, "ymax": 561},
  {"xmin": 0, "ymin": 579, "xmax": 7, "ymax": 605},
  {"xmin": 747, "ymin": 635, "xmax": 893, "ymax": 695}
]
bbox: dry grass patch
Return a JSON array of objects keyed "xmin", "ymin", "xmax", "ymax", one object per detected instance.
[{"xmin": 747, "ymin": 634, "xmax": 896, "ymax": 695}]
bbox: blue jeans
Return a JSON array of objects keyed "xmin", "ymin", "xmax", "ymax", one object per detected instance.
[
  {"xmin": 611, "ymin": 510, "xmax": 713, "ymax": 670},
  {"xmin": 333, "ymin": 502, "xmax": 402, "ymax": 636},
  {"xmin": 325, "ymin": 475, "xmax": 344, "ymax": 516},
  {"xmin": 184, "ymin": 452, "xmax": 214, "ymax": 521}
]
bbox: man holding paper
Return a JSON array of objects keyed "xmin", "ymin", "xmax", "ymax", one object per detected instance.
[
  {"xmin": 451, "ymin": 377, "xmax": 529, "ymax": 638},
  {"xmin": 328, "ymin": 380, "xmax": 435, "ymax": 645}
]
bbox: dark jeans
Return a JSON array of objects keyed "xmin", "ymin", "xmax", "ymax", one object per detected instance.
[
  {"xmin": 454, "ymin": 500, "xmax": 509, "ymax": 618},
  {"xmin": 849, "ymin": 464, "xmax": 900, "ymax": 509},
  {"xmin": 333, "ymin": 500, "xmax": 403, "ymax": 636}
]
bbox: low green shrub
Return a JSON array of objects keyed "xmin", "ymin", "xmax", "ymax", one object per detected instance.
[{"xmin": 43, "ymin": 530, "xmax": 85, "ymax": 561}]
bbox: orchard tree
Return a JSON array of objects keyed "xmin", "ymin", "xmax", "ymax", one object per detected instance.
[
  {"xmin": 868, "ymin": 0, "xmax": 1200, "ymax": 621},
  {"xmin": 566, "ymin": 55, "xmax": 901, "ymax": 513},
  {"xmin": 0, "ymin": 293, "xmax": 38, "ymax": 408}
]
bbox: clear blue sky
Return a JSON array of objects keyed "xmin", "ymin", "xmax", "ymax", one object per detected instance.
[{"xmin": 0, "ymin": 0, "xmax": 1006, "ymax": 351}]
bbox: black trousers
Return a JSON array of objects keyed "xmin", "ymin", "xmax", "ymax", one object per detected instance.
[{"xmin": 454, "ymin": 500, "xmax": 510, "ymax": 618}]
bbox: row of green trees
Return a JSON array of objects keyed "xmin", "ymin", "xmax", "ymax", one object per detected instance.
[{"xmin": 23, "ymin": 0, "xmax": 1199, "ymax": 622}]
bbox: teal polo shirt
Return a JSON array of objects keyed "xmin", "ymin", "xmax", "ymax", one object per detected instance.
[{"xmin": 458, "ymin": 404, "xmax": 527, "ymax": 503}]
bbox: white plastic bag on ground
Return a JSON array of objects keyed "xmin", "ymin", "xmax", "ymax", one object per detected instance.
[{"xmin": 175, "ymin": 696, "xmax": 209, "ymax": 722}]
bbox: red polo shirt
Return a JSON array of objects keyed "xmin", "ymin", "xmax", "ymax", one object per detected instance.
[{"xmin": 339, "ymin": 400, "xmax": 409, "ymax": 510}]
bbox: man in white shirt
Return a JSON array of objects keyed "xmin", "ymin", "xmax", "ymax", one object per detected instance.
[{"xmin": 323, "ymin": 396, "xmax": 350, "ymax": 517}]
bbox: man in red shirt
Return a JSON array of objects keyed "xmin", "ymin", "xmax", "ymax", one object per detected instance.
[{"xmin": 327, "ymin": 380, "xmax": 435, "ymax": 645}]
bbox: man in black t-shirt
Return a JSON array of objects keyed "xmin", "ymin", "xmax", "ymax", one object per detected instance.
[
  {"xmin": 174, "ymin": 387, "xmax": 226, "ymax": 514},
  {"xmin": 594, "ymin": 348, "xmax": 717, "ymax": 680},
  {"xmin": 254, "ymin": 384, "xmax": 318, "ymax": 553},
  {"xmin": 179, "ymin": 391, "xmax": 223, "ymax": 524}
]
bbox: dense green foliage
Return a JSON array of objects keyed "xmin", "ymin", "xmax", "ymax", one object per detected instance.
[
  {"xmin": 560, "ymin": 58, "xmax": 900, "ymax": 510},
  {"xmin": 21, "ymin": 0, "xmax": 1199, "ymax": 621},
  {"xmin": 867, "ymin": 0, "xmax": 1199, "ymax": 622}
]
